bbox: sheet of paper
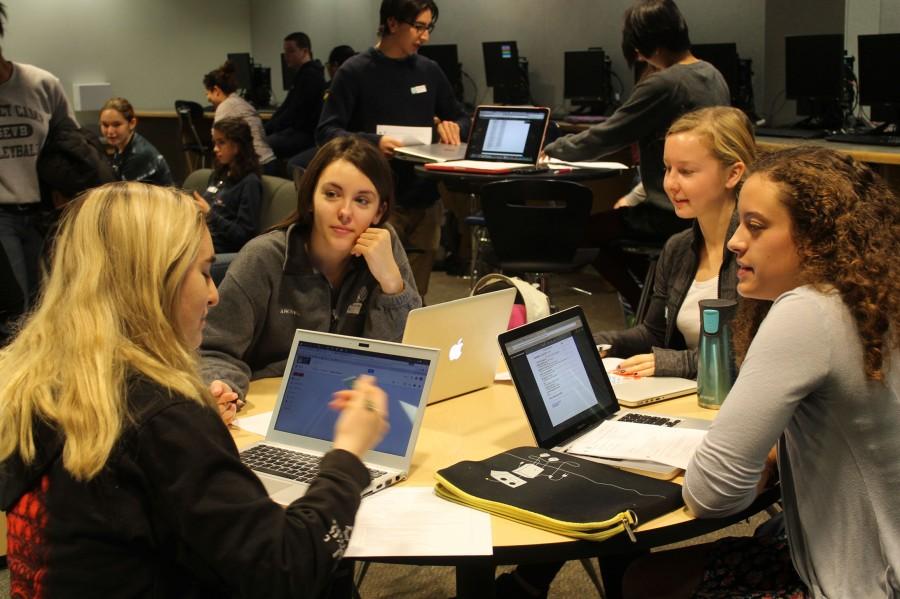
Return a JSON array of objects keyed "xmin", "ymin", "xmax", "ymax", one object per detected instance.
[
  {"xmin": 234, "ymin": 410, "xmax": 273, "ymax": 436},
  {"xmin": 376, "ymin": 124, "xmax": 433, "ymax": 146},
  {"xmin": 547, "ymin": 157, "xmax": 630, "ymax": 170},
  {"xmin": 568, "ymin": 420, "xmax": 707, "ymax": 470},
  {"xmin": 344, "ymin": 486, "xmax": 492, "ymax": 557}
]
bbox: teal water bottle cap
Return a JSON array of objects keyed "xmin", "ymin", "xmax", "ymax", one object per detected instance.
[{"xmin": 702, "ymin": 309, "xmax": 720, "ymax": 334}]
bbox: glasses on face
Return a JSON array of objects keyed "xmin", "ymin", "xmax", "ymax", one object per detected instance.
[{"xmin": 405, "ymin": 19, "xmax": 435, "ymax": 35}]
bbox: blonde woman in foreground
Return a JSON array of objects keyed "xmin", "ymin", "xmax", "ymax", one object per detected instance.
[{"xmin": 0, "ymin": 182, "xmax": 388, "ymax": 598}]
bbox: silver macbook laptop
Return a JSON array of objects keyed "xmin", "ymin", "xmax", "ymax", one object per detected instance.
[
  {"xmin": 394, "ymin": 142, "xmax": 468, "ymax": 163},
  {"xmin": 498, "ymin": 307, "xmax": 709, "ymax": 480},
  {"xmin": 424, "ymin": 105, "xmax": 551, "ymax": 174},
  {"xmin": 603, "ymin": 357, "xmax": 697, "ymax": 408},
  {"xmin": 402, "ymin": 288, "xmax": 517, "ymax": 404},
  {"xmin": 240, "ymin": 329, "xmax": 439, "ymax": 504}
]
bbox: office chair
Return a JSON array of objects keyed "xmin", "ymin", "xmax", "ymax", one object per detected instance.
[
  {"xmin": 479, "ymin": 179, "xmax": 597, "ymax": 304},
  {"xmin": 174, "ymin": 100, "xmax": 210, "ymax": 174}
]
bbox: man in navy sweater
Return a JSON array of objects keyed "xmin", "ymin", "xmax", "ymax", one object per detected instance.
[
  {"xmin": 316, "ymin": 0, "xmax": 468, "ymax": 296},
  {"xmin": 266, "ymin": 32, "xmax": 326, "ymax": 160}
]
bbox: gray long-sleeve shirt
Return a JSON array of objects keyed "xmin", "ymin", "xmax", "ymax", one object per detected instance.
[
  {"xmin": 684, "ymin": 286, "xmax": 900, "ymax": 598},
  {"xmin": 200, "ymin": 222, "xmax": 421, "ymax": 397},
  {"xmin": 543, "ymin": 61, "xmax": 729, "ymax": 212}
]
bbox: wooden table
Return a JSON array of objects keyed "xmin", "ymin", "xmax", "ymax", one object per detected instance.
[{"xmin": 234, "ymin": 378, "xmax": 777, "ymax": 598}]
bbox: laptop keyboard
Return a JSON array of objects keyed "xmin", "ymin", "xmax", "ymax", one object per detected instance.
[
  {"xmin": 618, "ymin": 412, "xmax": 682, "ymax": 427},
  {"xmin": 241, "ymin": 445, "xmax": 386, "ymax": 482}
]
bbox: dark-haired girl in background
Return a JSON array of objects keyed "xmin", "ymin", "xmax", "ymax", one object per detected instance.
[
  {"xmin": 99, "ymin": 96, "xmax": 173, "ymax": 186},
  {"xmin": 193, "ymin": 117, "xmax": 262, "ymax": 254}
]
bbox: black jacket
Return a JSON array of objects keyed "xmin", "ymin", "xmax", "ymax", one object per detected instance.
[
  {"xmin": 110, "ymin": 132, "xmax": 174, "ymax": 186},
  {"xmin": 202, "ymin": 171, "xmax": 263, "ymax": 253},
  {"xmin": 266, "ymin": 59, "xmax": 326, "ymax": 136},
  {"xmin": 1, "ymin": 377, "xmax": 369, "ymax": 598}
]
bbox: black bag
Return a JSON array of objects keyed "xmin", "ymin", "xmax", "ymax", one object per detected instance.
[{"xmin": 435, "ymin": 446, "xmax": 683, "ymax": 541}]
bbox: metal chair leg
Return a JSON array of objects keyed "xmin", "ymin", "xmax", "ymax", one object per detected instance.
[
  {"xmin": 580, "ymin": 558, "xmax": 607, "ymax": 597},
  {"xmin": 354, "ymin": 561, "xmax": 371, "ymax": 593}
]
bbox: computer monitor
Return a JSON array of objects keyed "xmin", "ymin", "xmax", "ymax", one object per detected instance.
[
  {"xmin": 564, "ymin": 50, "xmax": 607, "ymax": 103},
  {"xmin": 227, "ymin": 52, "xmax": 253, "ymax": 89},
  {"xmin": 419, "ymin": 44, "xmax": 460, "ymax": 84},
  {"xmin": 280, "ymin": 53, "xmax": 295, "ymax": 91},
  {"xmin": 857, "ymin": 33, "xmax": 900, "ymax": 125},
  {"xmin": 784, "ymin": 34, "xmax": 844, "ymax": 100},
  {"xmin": 482, "ymin": 41, "xmax": 520, "ymax": 88},
  {"xmin": 691, "ymin": 43, "xmax": 739, "ymax": 101}
]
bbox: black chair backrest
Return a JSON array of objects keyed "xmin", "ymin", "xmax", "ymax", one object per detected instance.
[{"xmin": 480, "ymin": 179, "xmax": 593, "ymax": 263}]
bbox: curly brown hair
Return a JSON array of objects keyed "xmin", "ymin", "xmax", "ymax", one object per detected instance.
[{"xmin": 732, "ymin": 146, "xmax": 900, "ymax": 381}]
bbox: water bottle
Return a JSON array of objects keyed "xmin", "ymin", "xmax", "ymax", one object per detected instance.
[{"xmin": 697, "ymin": 299, "xmax": 737, "ymax": 409}]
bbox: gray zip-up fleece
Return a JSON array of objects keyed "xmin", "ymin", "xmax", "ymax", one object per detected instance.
[
  {"xmin": 200, "ymin": 222, "xmax": 421, "ymax": 397},
  {"xmin": 595, "ymin": 211, "xmax": 738, "ymax": 379}
]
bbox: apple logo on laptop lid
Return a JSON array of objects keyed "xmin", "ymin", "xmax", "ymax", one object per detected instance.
[{"xmin": 449, "ymin": 338, "xmax": 464, "ymax": 361}]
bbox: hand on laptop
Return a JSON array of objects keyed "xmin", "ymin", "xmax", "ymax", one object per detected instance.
[
  {"xmin": 613, "ymin": 353, "xmax": 655, "ymax": 377},
  {"xmin": 378, "ymin": 135, "xmax": 404, "ymax": 157},
  {"xmin": 436, "ymin": 120, "xmax": 461, "ymax": 145},
  {"xmin": 330, "ymin": 375, "xmax": 390, "ymax": 458},
  {"xmin": 352, "ymin": 228, "xmax": 404, "ymax": 295}
]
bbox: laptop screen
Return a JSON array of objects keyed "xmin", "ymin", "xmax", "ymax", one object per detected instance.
[
  {"xmin": 273, "ymin": 341, "xmax": 431, "ymax": 456},
  {"xmin": 466, "ymin": 107, "xmax": 549, "ymax": 164},
  {"xmin": 500, "ymin": 308, "xmax": 618, "ymax": 448}
]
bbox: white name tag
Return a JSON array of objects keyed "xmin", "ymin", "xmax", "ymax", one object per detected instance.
[
  {"xmin": 206, "ymin": 185, "xmax": 219, "ymax": 194},
  {"xmin": 410, "ymin": 84, "xmax": 427, "ymax": 95}
]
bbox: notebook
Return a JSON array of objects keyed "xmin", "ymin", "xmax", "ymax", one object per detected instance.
[
  {"xmin": 603, "ymin": 356, "xmax": 697, "ymax": 408},
  {"xmin": 498, "ymin": 307, "xmax": 710, "ymax": 479},
  {"xmin": 424, "ymin": 105, "xmax": 551, "ymax": 173},
  {"xmin": 240, "ymin": 329, "xmax": 439, "ymax": 505},
  {"xmin": 402, "ymin": 288, "xmax": 517, "ymax": 404}
]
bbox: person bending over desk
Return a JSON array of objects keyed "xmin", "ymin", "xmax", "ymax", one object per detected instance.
[
  {"xmin": 315, "ymin": 0, "xmax": 468, "ymax": 296},
  {"xmin": 0, "ymin": 182, "xmax": 389, "ymax": 597},
  {"xmin": 596, "ymin": 106, "xmax": 756, "ymax": 379},
  {"xmin": 203, "ymin": 60, "xmax": 277, "ymax": 174},
  {"xmin": 99, "ymin": 96, "xmax": 174, "ymax": 186},
  {"xmin": 193, "ymin": 117, "xmax": 263, "ymax": 254},
  {"xmin": 541, "ymin": 0, "xmax": 730, "ymax": 314},
  {"xmin": 200, "ymin": 135, "xmax": 420, "ymax": 404},
  {"xmin": 623, "ymin": 146, "xmax": 900, "ymax": 598}
]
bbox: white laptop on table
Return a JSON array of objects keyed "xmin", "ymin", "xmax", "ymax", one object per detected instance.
[
  {"xmin": 402, "ymin": 288, "xmax": 517, "ymax": 404},
  {"xmin": 602, "ymin": 356, "xmax": 697, "ymax": 408},
  {"xmin": 240, "ymin": 329, "xmax": 439, "ymax": 505},
  {"xmin": 498, "ymin": 307, "xmax": 709, "ymax": 480},
  {"xmin": 424, "ymin": 105, "xmax": 551, "ymax": 174}
]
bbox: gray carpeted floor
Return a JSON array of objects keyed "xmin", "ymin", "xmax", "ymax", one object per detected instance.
[{"xmin": 0, "ymin": 269, "xmax": 770, "ymax": 598}]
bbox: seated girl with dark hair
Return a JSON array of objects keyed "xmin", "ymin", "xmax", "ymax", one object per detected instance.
[
  {"xmin": 99, "ymin": 96, "xmax": 174, "ymax": 186},
  {"xmin": 193, "ymin": 117, "xmax": 263, "ymax": 254},
  {"xmin": 0, "ymin": 181, "xmax": 390, "ymax": 597},
  {"xmin": 623, "ymin": 146, "xmax": 900, "ymax": 598},
  {"xmin": 200, "ymin": 135, "xmax": 421, "ymax": 401}
]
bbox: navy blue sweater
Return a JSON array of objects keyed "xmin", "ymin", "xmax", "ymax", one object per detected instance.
[{"xmin": 201, "ymin": 171, "xmax": 263, "ymax": 253}]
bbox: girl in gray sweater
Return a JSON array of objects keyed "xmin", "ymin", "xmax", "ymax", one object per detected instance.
[{"xmin": 625, "ymin": 147, "xmax": 900, "ymax": 598}]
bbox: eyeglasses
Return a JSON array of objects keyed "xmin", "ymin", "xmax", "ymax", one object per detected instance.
[{"xmin": 405, "ymin": 20, "xmax": 435, "ymax": 34}]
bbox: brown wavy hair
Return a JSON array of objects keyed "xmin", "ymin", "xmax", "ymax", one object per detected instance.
[
  {"xmin": 211, "ymin": 117, "xmax": 260, "ymax": 183},
  {"xmin": 732, "ymin": 146, "xmax": 900, "ymax": 381}
]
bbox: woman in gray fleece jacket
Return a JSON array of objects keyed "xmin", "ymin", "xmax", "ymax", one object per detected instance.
[
  {"xmin": 200, "ymin": 136, "xmax": 421, "ymax": 403},
  {"xmin": 596, "ymin": 106, "xmax": 756, "ymax": 379}
]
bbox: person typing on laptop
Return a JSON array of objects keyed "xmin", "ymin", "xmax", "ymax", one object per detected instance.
[
  {"xmin": 200, "ymin": 136, "xmax": 420, "ymax": 405},
  {"xmin": 596, "ymin": 107, "xmax": 756, "ymax": 379},
  {"xmin": 622, "ymin": 147, "xmax": 900, "ymax": 598},
  {"xmin": 316, "ymin": 0, "xmax": 469, "ymax": 296},
  {"xmin": 0, "ymin": 182, "xmax": 391, "ymax": 598}
]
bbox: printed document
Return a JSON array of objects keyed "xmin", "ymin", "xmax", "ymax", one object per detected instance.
[
  {"xmin": 567, "ymin": 420, "xmax": 707, "ymax": 470},
  {"xmin": 376, "ymin": 124, "xmax": 433, "ymax": 146}
]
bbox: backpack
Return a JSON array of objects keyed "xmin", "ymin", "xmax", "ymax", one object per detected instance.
[{"xmin": 471, "ymin": 273, "xmax": 551, "ymax": 329}]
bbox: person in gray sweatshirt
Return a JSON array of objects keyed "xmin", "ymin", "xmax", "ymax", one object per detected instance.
[
  {"xmin": 200, "ymin": 136, "xmax": 421, "ymax": 408},
  {"xmin": 624, "ymin": 147, "xmax": 900, "ymax": 598}
]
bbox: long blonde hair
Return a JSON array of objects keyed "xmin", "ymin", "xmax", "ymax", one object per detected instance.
[
  {"xmin": 667, "ymin": 105, "xmax": 758, "ymax": 180},
  {"xmin": 0, "ymin": 182, "xmax": 214, "ymax": 480}
]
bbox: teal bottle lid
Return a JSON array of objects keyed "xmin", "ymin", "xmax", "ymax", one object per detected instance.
[{"xmin": 702, "ymin": 309, "xmax": 720, "ymax": 334}]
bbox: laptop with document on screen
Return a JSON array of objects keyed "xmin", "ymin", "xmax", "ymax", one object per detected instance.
[
  {"xmin": 424, "ymin": 105, "xmax": 551, "ymax": 173},
  {"xmin": 402, "ymin": 288, "xmax": 517, "ymax": 403},
  {"xmin": 240, "ymin": 329, "xmax": 438, "ymax": 505},
  {"xmin": 498, "ymin": 306, "xmax": 709, "ymax": 479}
]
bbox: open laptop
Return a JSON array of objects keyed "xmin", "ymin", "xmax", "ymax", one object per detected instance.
[
  {"xmin": 603, "ymin": 357, "xmax": 697, "ymax": 408},
  {"xmin": 424, "ymin": 105, "xmax": 551, "ymax": 174},
  {"xmin": 498, "ymin": 307, "xmax": 710, "ymax": 479},
  {"xmin": 240, "ymin": 329, "xmax": 439, "ymax": 504},
  {"xmin": 402, "ymin": 288, "xmax": 517, "ymax": 404}
]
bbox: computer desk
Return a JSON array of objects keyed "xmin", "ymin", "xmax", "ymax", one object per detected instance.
[{"xmin": 233, "ymin": 377, "xmax": 778, "ymax": 599}]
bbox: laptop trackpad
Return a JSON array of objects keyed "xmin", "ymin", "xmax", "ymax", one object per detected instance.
[{"xmin": 259, "ymin": 475, "xmax": 308, "ymax": 505}]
